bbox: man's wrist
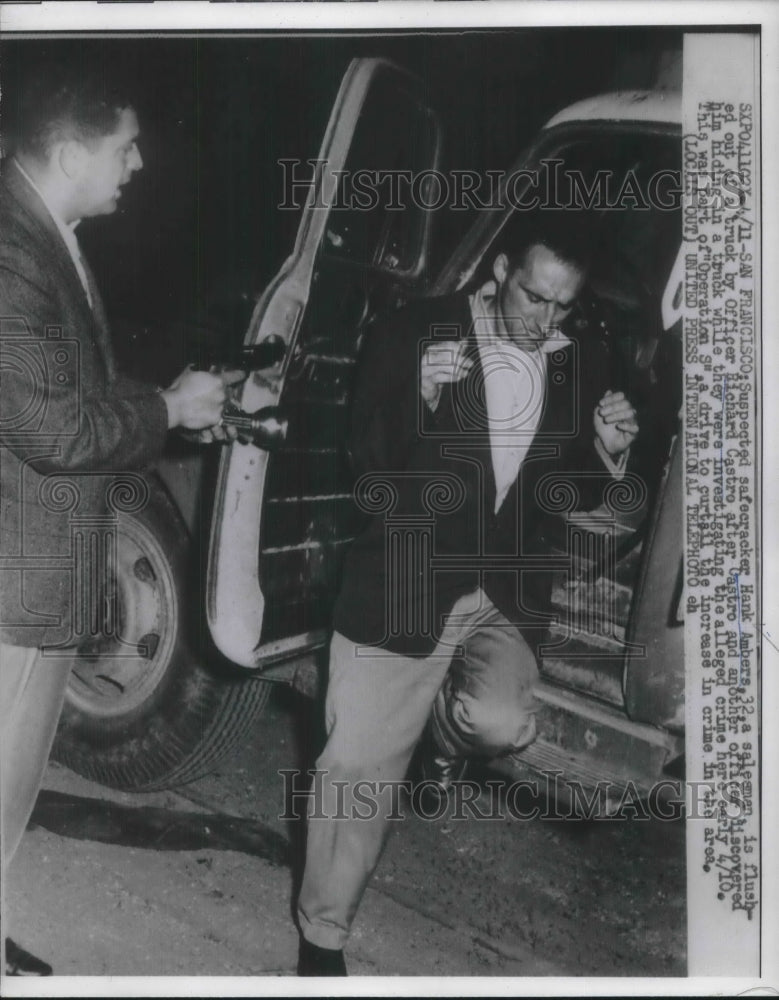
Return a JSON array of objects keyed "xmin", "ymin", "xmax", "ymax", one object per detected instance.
[
  {"xmin": 159, "ymin": 387, "xmax": 179, "ymax": 430},
  {"xmin": 594, "ymin": 436, "xmax": 629, "ymax": 476},
  {"xmin": 421, "ymin": 382, "xmax": 441, "ymax": 412}
]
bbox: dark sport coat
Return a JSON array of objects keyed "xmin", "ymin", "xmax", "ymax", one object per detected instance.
[
  {"xmin": 0, "ymin": 162, "xmax": 168, "ymax": 647},
  {"xmin": 333, "ymin": 292, "xmax": 631, "ymax": 657}
]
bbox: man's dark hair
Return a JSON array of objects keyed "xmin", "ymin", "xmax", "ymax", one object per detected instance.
[
  {"xmin": 10, "ymin": 62, "xmax": 134, "ymax": 162},
  {"xmin": 497, "ymin": 209, "xmax": 596, "ymax": 276}
]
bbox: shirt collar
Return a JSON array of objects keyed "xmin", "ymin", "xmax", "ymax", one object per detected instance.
[
  {"xmin": 468, "ymin": 278, "xmax": 571, "ymax": 356},
  {"xmin": 12, "ymin": 157, "xmax": 82, "ymax": 246}
]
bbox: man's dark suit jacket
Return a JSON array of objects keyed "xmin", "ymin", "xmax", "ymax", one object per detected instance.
[
  {"xmin": 0, "ymin": 162, "xmax": 168, "ymax": 647},
  {"xmin": 333, "ymin": 293, "xmax": 630, "ymax": 657}
]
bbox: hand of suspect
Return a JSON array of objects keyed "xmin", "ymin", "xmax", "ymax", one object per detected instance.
[
  {"xmin": 593, "ymin": 390, "xmax": 639, "ymax": 457},
  {"xmin": 420, "ymin": 341, "xmax": 473, "ymax": 409},
  {"xmin": 162, "ymin": 367, "xmax": 245, "ymax": 431}
]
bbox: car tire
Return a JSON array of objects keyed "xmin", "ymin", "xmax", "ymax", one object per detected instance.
[{"xmin": 51, "ymin": 474, "xmax": 271, "ymax": 791}]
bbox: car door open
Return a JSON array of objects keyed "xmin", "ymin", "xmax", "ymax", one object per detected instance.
[{"xmin": 207, "ymin": 58, "xmax": 441, "ymax": 669}]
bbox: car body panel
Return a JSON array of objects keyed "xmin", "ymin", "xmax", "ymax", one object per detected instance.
[
  {"xmin": 544, "ymin": 89, "xmax": 682, "ymax": 129},
  {"xmin": 432, "ymin": 116, "xmax": 682, "ymax": 297},
  {"xmin": 624, "ymin": 433, "xmax": 685, "ymax": 730}
]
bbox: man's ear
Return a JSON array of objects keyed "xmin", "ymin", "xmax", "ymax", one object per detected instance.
[
  {"xmin": 57, "ymin": 139, "xmax": 89, "ymax": 181},
  {"xmin": 492, "ymin": 253, "xmax": 509, "ymax": 286}
]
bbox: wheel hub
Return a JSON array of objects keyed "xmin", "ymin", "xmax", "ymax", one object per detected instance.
[{"xmin": 66, "ymin": 514, "xmax": 178, "ymax": 719}]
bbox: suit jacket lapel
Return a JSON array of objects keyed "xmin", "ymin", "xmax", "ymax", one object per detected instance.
[
  {"xmin": 435, "ymin": 304, "xmax": 496, "ymax": 502},
  {"xmin": 5, "ymin": 164, "xmax": 87, "ymax": 307},
  {"xmin": 536, "ymin": 344, "xmax": 576, "ymax": 438},
  {"xmin": 4, "ymin": 164, "xmax": 113, "ymax": 378},
  {"xmin": 442, "ymin": 315, "xmax": 490, "ymax": 433},
  {"xmin": 78, "ymin": 251, "xmax": 116, "ymax": 379}
]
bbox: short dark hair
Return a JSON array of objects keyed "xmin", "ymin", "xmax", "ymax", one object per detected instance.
[
  {"xmin": 496, "ymin": 209, "xmax": 596, "ymax": 276},
  {"xmin": 10, "ymin": 62, "xmax": 134, "ymax": 162}
]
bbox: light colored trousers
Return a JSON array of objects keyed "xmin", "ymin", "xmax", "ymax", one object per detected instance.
[
  {"xmin": 297, "ymin": 589, "xmax": 539, "ymax": 950},
  {"xmin": 0, "ymin": 643, "xmax": 71, "ymax": 871}
]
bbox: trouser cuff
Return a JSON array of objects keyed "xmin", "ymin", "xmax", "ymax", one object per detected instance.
[{"xmin": 298, "ymin": 909, "xmax": 349, "ymax": 951}]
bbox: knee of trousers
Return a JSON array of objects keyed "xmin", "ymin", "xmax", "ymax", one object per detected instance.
[{"xmin": 434, "ymin": 679, "xmax": 538, "ymax": 757}]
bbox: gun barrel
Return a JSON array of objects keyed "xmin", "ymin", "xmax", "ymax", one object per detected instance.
[
  {"xmin": 238, "ymin": 337, "xmax": 286, "ymax": 369},
  {"xmin": 192, "ymin": 335, "xmax": 286, "ymax": 372}
]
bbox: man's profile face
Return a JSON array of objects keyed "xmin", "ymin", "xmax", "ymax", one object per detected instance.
[
  {"xmin": 74, "ymin": 106, "xmax": 143, "ymax": 217},
  {"xmin": 493, "ymin": 243, "xmax": 585, "ymax": 352}
]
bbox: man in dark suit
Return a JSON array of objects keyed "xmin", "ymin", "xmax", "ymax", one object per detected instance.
[
  {"xmin": 296, "ymin": 213, "xmax": 639, "ymax": 975},
  {"xmin": 0, "ymin": 67, "xmax": 239, "ymax": 974}
]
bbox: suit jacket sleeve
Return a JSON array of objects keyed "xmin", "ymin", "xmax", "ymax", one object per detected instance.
[
  {"xmin": 0, "ymin": 242, "xmax": 168, "ymax": 474},
  {"xmin": 557, "ymin": 331, "xmax": 637, "ymax": 511}
]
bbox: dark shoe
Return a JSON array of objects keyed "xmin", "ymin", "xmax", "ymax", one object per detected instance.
[
  {"xmin": 5, "ymin": 938, "xmax": 52, "ymax": 976},
  {"xmin": 297, "ymin": 937, "xmax": 347, "ymax": 976}
]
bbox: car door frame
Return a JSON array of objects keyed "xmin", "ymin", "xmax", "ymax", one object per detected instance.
[
  {"xmin": 207, "ymin": 57, "xmax": 441, "ymax": 669},
  {"xmin": 432, "ymin": 115, "xmax": 685, "ymax": 725}
]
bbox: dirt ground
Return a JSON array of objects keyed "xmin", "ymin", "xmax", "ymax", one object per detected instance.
[{"xmin": 2, "ymin": 687, "xmax": 686, "ymax": 985}]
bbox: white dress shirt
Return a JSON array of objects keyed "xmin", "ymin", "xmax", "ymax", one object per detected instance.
[
  {"xmin": 468, "ymin": 279, "xmax": 626, "ymax": 514},
  {"xmin": 469, "ymin": 280, "xmax": 568, "ymax": 513}
]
